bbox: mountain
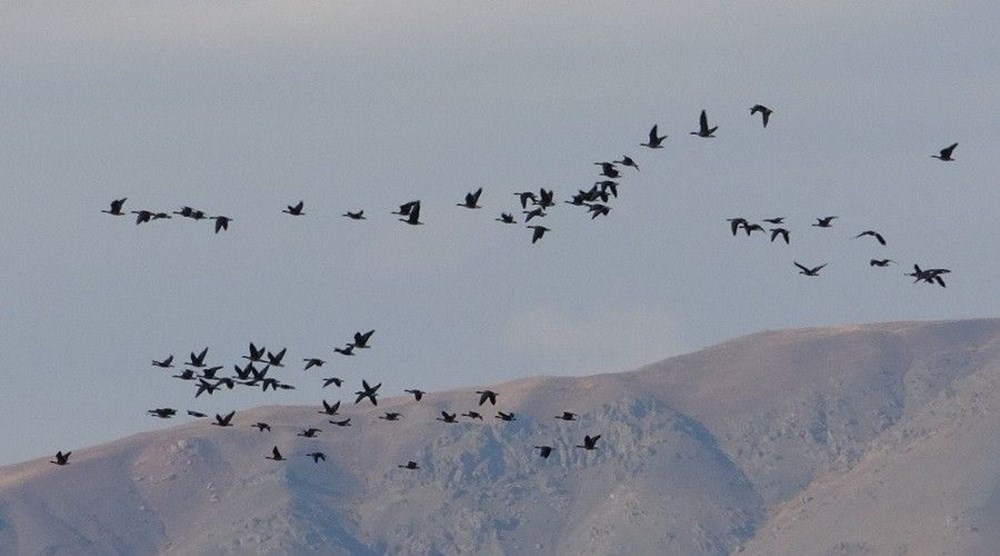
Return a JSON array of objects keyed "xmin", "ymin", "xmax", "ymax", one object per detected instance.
[{"xmin": 3, "ymin": 318, "xmax": 1000, "ymax": 555}]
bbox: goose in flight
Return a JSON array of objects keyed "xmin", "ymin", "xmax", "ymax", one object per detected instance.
[
  {"xmin": 322, "ymin": 377, "xmax": 343, "ymax": 388},
  {"xmin": 514, "ymin": 191, "xmax": 537, "ymax": 209},
  {"xmin": 932, "ymin": 143, "xmax": 958, "ymax": 161},
  {"xmin": 576, "ymin": 435, "xmax": 601, "ymax": 450},
  {"xmin": 854, "ymin": 230, "xmax": 886, "ymax": 245},
  {"xmin": 342, "ymin": 210, "xmax": 366, "ymax": 220},
  {"xmin": 212, "ymin": 410, "xmax": 236, "ymax": 427},
  {"xmin": 172, "ymin": 369, "xmax": 196, "ymax": 380},
  {"xmin": 243, "ymin": 343, "xmax": 266, "ymax": 363},
  {"xmin": 283, "ymin": 201, "xmax": 305, "ymax": 216},
  {"xmin": 173, "ymin": 206, "xmax": 208, "ymax": 220},
  {"xmin": 614, "ymin": 155, "xmax": 639, "ymax": 171},
  {"xmin": 102, "ymin": 198, "xmax": 127, "ymax": 216},
  {"xmin": 535, "ymin": 446, "xmax": 553, "ymax": 458},
  {"xmin": 691, "ymin": 110, "xmax": 717, "ymax": 137},
  {"xmin": 750, "ymin": 104, "xmax": 773, "ymax": 128},
  {"xmin": 727, "ymin": 218, "xmax": 748, "ymax": 236},
  {"xmin": 132, "ymin": 210, "xmax": 155, "ymax": 225},
  {"xmin": 555, "ymin": 412, "xmax": 577, "ymax": 421},
  {"xmin": 813, "ymin": 216, "xmax": 837, "ymax": 228},
  {"xmin": 151, "ymin": 355, "xmax": 174, "ymax": 368},
  {"xmin": 594, "ymin": 162, "xmax": 620, "ymax": 179},
  {"xmin": 50, "ymin": 451, "xmax": 71, "ymax": 466},
  {"xmin": 148, "ymin": 408, "xmax": 176, "ymax": 419},
  {"xmin": 297, "ymin": 428, "xmax": 322, "ymax": 438},
  {"xmin": 400, "ymin": 202, "xmax": 423, "ymax": 225},
  {"xmin": 307, "ymin": 452, "xmax": 326, "ymax": 463},
  {"xmin": 329, "ymin": 418, "xmax": 352, "ymax": 427},
  {"xmin": 253, "ymin": 422, "xmax": 271, "ymax": 432},
  {"xmin": 462, "ymin": 411, "xmax": 483, "ymax": 420},
  {"xmin": 391, "ymin": 201, "xmax": 419, "ymax": 216},
  {"xmin": 527, "ymin": 225, "xmax": 550, "ymax": 244},
  {"xmin": 399, "ymin": 461, "xmax": 420, "ymax": 470},
  {"xmin": 437, "ymin": 411, "xmax": 457, "ymax": 423},
  {"xmin": 769, "ymin": 228, "xmax": 790, "ymax": 244},
  {"xmin": 496, "ymin": 212, "xmax": 516, "ymax": 224},
  {"xmin": 187, "ymin": 347, "xmax": 209, "ymax": 368},
  {"xmin": 351, "ymin": 330, "xmax": 375, "ymax": 349},
  {"xmin": 212, "ymin": 215, "xmax": 232, "ymax": 233},
  {"xmin": 523, "ymin": 207, "xmax": 546, "ymax": 222},
  {"xmin": 870, "ymin": 259, "xmax": 895, "ymax": 267},
  {"xmin": 495, "ymin": 411, "xmax": 516, "ymax": 421},
  {"xmin": 265, "ymin": 348, "xmax": 287, "ymax": 367},
  {"xmin": 476, "ymin": 390, "xmax": 498, "ymax": 406},
  {"xmin": 537, "ymin": 188, "xmax": 556, "ymax": 208},
  {"xmin": 380, "ymin": 412, "xmax": 403, "ymax": 421},
  {"xmin": 319, "ymin": 400, "xmax": 341, "ymax": 415},
  {"xmin": 641, "ymin": 124, "xmax": 667, "ymax": 148},
  {"xmin": 763, "ymin": 217, "xmax": 785, "ymax": 225},
  {"xmin": 265, "ymin": 446, "xmax": 285, "ymax": 461},
  {"xmin": 334, "ymin": 344, "xmax": 355, "ymax": 356},
  {"xmin": 303, "ymin": 358, "xmax": 326, "ymax": 370},
  {"xmin": 195, "ymin": 379, "xmax": 220, "ymax": 398},
  {"xmin": 187, "ymin": 410, "xmax": 207, "ymax": 418},
  {"xmin": 585, "ymin": 203, "xmax": 611, "ymax": 219},
  {"xmin": 794, "ymin": 262, "xmax": 827, "ymax": 276},
  {"xmin": 458, "ymin": 187, "xmax": 483, "ymax": 209},
  {"xmin": 404, "ymin": 389, "xmax": 425, "ymax": 401},
  {"xmin": 354, "ymin": 380, "xmax": 381, "ymax": 406}
]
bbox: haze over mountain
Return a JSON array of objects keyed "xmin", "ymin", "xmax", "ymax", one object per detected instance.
[{"xmin": 3, "ymin": 318, "xmax": 999, "ymax": 554}]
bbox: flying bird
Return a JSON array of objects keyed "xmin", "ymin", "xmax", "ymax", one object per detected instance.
[
  {"xmin": 50, "ymin": 451, "xmax": 71, "ymax": 466},
  {"xmin": 854, "ymin": 230, "xmax": 886, "ymax": 245},
  {"xmin": 691, "ymin": 110, "xmax": 717, "ymax": 138},
  {"xmin": 536, "ymin": 189, "xmax": 556, "ymax": 208},
  {"xmin": 404, "ymin": 389, "xmax": 425, "ymax": 401},
  {"xmin": 762, "ymin": 217, "xmax": 785, "ymax": 225},
  {"xmin": 391, "ymin": 201, "xmax": 419, "ymax": 216},
  {"xmin": 535, "ymin": 446, "xmax": 553, "ymax": 459},
  {"xmin": 462, "ymin": 411, "xmax": 483, "ymax": 420},
  {"xmin": 514, "ymin": 191, "xmax": 538, "ymax": 209},
  {"xmin": 252, "ymin": 422, "xmax": 271, "ymax": 432},
  {"xmin": 303, "ymin": 358, "xmax": 326, "ymax": 370},
  {"xmin": 870, "ymin": 259, "xmax": 895, "ymax": 267},
  {"xmin": 151, "ymin": 355, "xmax": 174, "ymax": 368},
  {"xmin": 212, "ymin": 216, "xmax": 232, "ymax": 233},
  {"xmin": 794, "ymin": 262, "xmax": 827, "ymax": 276},
  {"xmin": 727, "ymin": 218, "xmax": 748, "ymax": 236},
  {"xmin": 813, "ymin": 216, "xmax": 838, "ymax": 228},
  {"xmin": 555, "ymin": 412, "xmax": 577, "ymax": 421},
  {"xmin": 399, "ymin": 461, "xmax": 420, "ymax": 470},
  {"xmin": 297, "ymin": 428, "xmax": 322, "ymax": 438},
  {"xmin": 641, "ymin": 124, "xmax": 667, "ymax": 149},
  {"xmin": 334, "ymin": 344, "xmax": 356, "ymax": 356},
  {"xmin": 265, "ymin": 446, "xmax": 285, "ymax": 461},
  {"xmin": 283, "ymin": 201, "xmax": 305, "ymax": 216},
  {"xmin": 614, "ymin": 155, "xmax": 639, "ymax": 171},
  {"xmin": 266, "ymin": 348, "xmax": 287, "ymax": 367},
  {"xmin": 594, "ymin": 162, "xmax": 620, "ymax": 179},
  {"xmin": 476, "ymin": 390, "xmax": 498, "ymax": 406},
  {"xmin": 750, "ymin": 104, "xmax": 773, "ymax": 128},
  {"xmin": 932, "ymin": 143, "xmax": 958, "ymax": 161},
  {"xmin": 147, "ymin": 408, "xmax": 176, "ymax": 419},
  {"xmin": 243, "ymin": 343, "xmax": 266, "ymax": 363},
  {"xmin": 322, "ymin": 377, "xmax": 343, "ymax": 388},
  {"xmin": 457, "ymin": 187, "xmax": 483, "ymax": 209},
  {"xmin": 576, "ymin": 435, "xmax": 601, "ymax": 450},
  {"xmin": 496, "ymin": 213, "xmax": 516, "ymax": 224},
  {"xmin": 399, "ymin": 201, "xmax": 423, "ymax": 226},
  {"xmin": 329, "ymin": 418, "xmax": 352, "ymax": 427},
  {"xmin": 212, "ymin": 410, "xmax": 236, "ymax": 427},
  {"xmin": 307, "ymin": 452, "xmax": 326, "ymax": 463},
  {"xmin": 769, "ymin": 228, "xmax": 790, "ymax": 244},
  {"xmin": 495, "ymin": 411, "xmax": 516, "ymax": 421},
  {"xmin": 527, "ymin": 225, "xmax": 550, "ymax": 244},
  {"xmin": 351, "ymin": 330, "xmax": 375, "ymax": 349},
  {"xmin": 380, "ymin": 412, "xmax": 403, "ymax": 421},
  {"xmin": 102, "ymin": 198, "xmax": 127, "ymax": 216},
  {"xmin": 354, "ymin": 380, "xmax": 381, "ymax": 406},
  {"xmin": 132, "ymin": 210, "xmax": 154, "ymax": 225},
  {"xmin": 342, "ymin": 210, "xmax": 366, "ymax": 220},
  {"xmin": 437, "ymin": 412, "xmax": 457, "ymax": 423},
  {"xmin": 187, "ymin": 347, "xmax": 209, "ymax": 368},
  {"xmin": 319, "ymin": 400, "xmax": 341, "ymax": 415},
  {"xmin": 523, "ymin": 207, "xmax": 546, "ymax": 222}
]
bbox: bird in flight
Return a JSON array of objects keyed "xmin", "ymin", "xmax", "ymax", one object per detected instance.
[
  {"xmin": 342, "ymin": 210, "xmax": 366, "ymax": 220},
  {"xmin": 614, "ymin": 155, "xmax": 639, "ymax": 171},
  {"xmin": 243, "ymin": 343, "xmax": 266, "ymax": 363},
  {"xmin": 527, "ymin": 225, "xmax": 550, "ymax": 244},
  {"xmin": 495, "ymin": 411, "xmax": 516, "ymax": 421},
  {"xmin": 555, "ymin": 412, "xmax": 577, "ymax": 421},
  {"xmin": 641, "ymin": 124, "xmax": 667, "ymax": 149},
  {"xmin": 334, "ymin": 344, "xmax": 355, "ymax": 356},
  {"xmin": 763, "ymin": 217, "xmax": 785, "ymax": 225},
  {"xmin": 769, "ymin": 228, "xmax": 790, "ymax": 244},
  {"xmin": 380, "ymin": 412, "xmax": 403, "ymax": 421},
  {"xmin": 252, "ymin": 422, "xmax": 271, "ymax": 432},
  {"xmin": 187, "ymin": 410, "xmax": 207, "ymax": 418},
  {"xmin": 496, "ymin": 212, "xmax": 517, "ymax": 224},
  {"xmin": 691, "ymin": 110, "xmax": 717, "ymax": 138},
  {"xmin": 457, "ymin": 187, "xmax": 483, "ymax": 209},
  {"xmin": 212, "ymin": 216, "xmax": 232, "ymax": 233},
  {"xmin": 151, "ymin": 355, "xmax": 174, "ymax": 368},
  {"xmin": 50, "ymin": 451, "xmax": 72, "ymax": 466},
  {"xmin": 351, "ymin": 330, "xmax": 375, "ymax": 349},
  {"xmin": 329, "ymin": 418, "xmax": 352, "ymax": 427},
  {"xmin": 535, "ymin": 446, "xmax": 553, "ymax": 459},
  {"xmin": 283, "ymin": 201, "xmax": 305, "ymax": 216},
  {"xmin": 399, "ymin": 461, "xmax": 420, "ymax": 470},
  {"xmin": 319, "ymin": 400, "xmax": 341, "ymax": 415},
  {"xmin": 392, "ymin": 201, "xmax": 419, "ymax": 216},
  {"xmin": 514, "ymin": 191, "xmax": 538, "ymax": 209},
  {"xmin": 187, "ymin": 347, "xmax": 209, "ymax": 368},
  {"xmin": 303, "ymin": 358, "xmax": 326, "ymax": 370},
  {"xmin": 307, "ymin": 452, "xmax": 326, "ymax": 463},
  {"xmin": 523, "ymin": 207, "xmax": 546, "ymax": 222},
  {"xmin": 813, "ymin": 216, "xmax": 837, "ymax": 228},
  {"xmin": 908, "ymin": 264, "xmax": 950, "ymax": 287},
  {"xmin": 576, "ymin": 435, "xmax": 601, "ymax": 450},
  {"xmin": 727, "ymin": 218, "xmax": 749, "ymax": 236},
  {"xmin": 322, "ymin": 377, "xmax": 343, "ymax": 388},
  {"xmin": 750, "ymin": 104, "xmax": 773, "ymax": 128},
  {"xmin": 297, "ymin": 428, "xmax": 322, "ymax": 438},
  {"xmin": 265, "ymin": 446, "xmax": 285, "ymax": 461},
  {"xmin": 870, "ymin": 259, "xmax": 895, "ymax": 267},
  {"xmin": 794, "ymin": 262, "xmax": 827, "ymax": 277},
  {"xmin": 212, "ymin": 410, "xmax": 236, "ymax": 427},
  {"xmin": 932, "ymin": 143, "xmax": 958, "ymax": 161},
  {"xmin": 437, "ymin": 411, "xmax": 457, "ymax": 423},
  {"xmin": 462, "ymin": 411, "xmax": 483, "ymax": 420},
  {"xmin": 595, "ymin": 162, "xmax": 620, "ymax": 179},
  {"xmin": 398, "ymin": 201, "xmax": 423, "ymax": 225},
  {"xmin": 147, "ymin": 408, "xmax": 176, "ymax": 419},
  {"xmin": 354, "ymin": 380, "xmax": 381, "ymax": 406},
  {"xmin": 404, "ymin": 389, "xmax": 425, "ymax": 401},
  {"xmin": 476, "ymin": 390, "xmax": 498, "ymax": 406},
  {"xmin": 854, "ymin": 230, "xmax": 886, "ymax": 245},
  {"xmin": 102, "ymin": 198, "xmax": 127, "ymax": 216}
]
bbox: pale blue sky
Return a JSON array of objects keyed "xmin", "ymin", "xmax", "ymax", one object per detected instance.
[{"xmin": 2, "ymin": 2, "xmax": 998, "ymax": 465}]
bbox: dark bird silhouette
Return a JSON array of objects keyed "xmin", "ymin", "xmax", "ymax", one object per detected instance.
[
  {"xmin": 103, "ymin": 198, "xmax": 127, "ymax": 216},
  {"xmin": 132, "ymin": 210, "xmax": 154, "ymax": 225},
  {"xmin": 173, "ymin": 206, "xmax": 208, "ymax": 220},
  {"xmin": 283, "ymin": 201, "xmax": 305, "ymax": 216},
  {"xmin": 536, "ymin": 189, "xmax": 556, "ymax": 208},
  {"xmin": 307, "ymin": 452, "xmax": 326, "ymax": 463},
  {"xmin": 908, "ymin": 264, "xmax": 950, "ymax": 287},
  {"xmin": 614, "ymin": 155, "xmax": 639, "ymax": 171},
  {"xmin": 742, "ymin": 223, "xmax": 766, "ymax": 236},
  {"xmin": 399, "ymin": 461, "xmax": 420, "ymax": 470},
  {"xmin": 585, "ymin": 203, "xmax": 611, "ymax": 219},
  {"xmin": 514, "ymin": 191, "xmax": 537, "ymax": 209},
  {"xmin": 496, "ymin": 411, "xmax": 516, "ymax": 421},
  {"xmin": 334, "ymin": 344, "xmax": 355, "ymax": 356},
  {"xmin": 215, "ymin": 377, "xmax": 236, "ymax": 390},
  {"xmin": 380, "ymin": 412, "xmax": 403, "ymax": 421},
  {"xmin": 437, "ymin": 411, "xmax": 457, "ymax": 423},
  {"xmin": 476, "ymin": 390, "xmax": 498, "ymax": 406},
  {"xmin": 932, "ymin": 143, "xmax": 958, "ymax": 161},
  {"xmin": 595, "ymin": 162, "xmax": 620, "ymax": 179},
  {"xmin": 523, "ymin": 207, "xmax": 546, "ymax": 222},
  {"xmin": 266, "ymin": 348, "xmax": 287, "ymax": 367},
  {"xmin": 265, "ymin": 446, "xmax": 285, "ymax": 461},
  {"xmin": 596, "ymin": 181, "xmax": 618, "ymax": 198},
  {"xmin": 496, "ymin": 212, "xmax": 517, "ymax": 224},
  {"xmin": 727, "ymin": 217, "xmax": 748, "ymax": 236},
  {"xmin": 172, "ymin": 369, "xmax": 196, "ymax": 380},
  {"xmin": 322, "ymin": 377, "xmax": 343, "ymax": 388},
  {"xmin": 243, "ymin": 343, "xmax": 266, "ymax": 363},
  {"xmin": 691, "ymin": 110, "xmax": 717, "ymax": 137},
  {"xmin": 212, "ymin": 410, "xmax": 235, "ymax": 427},
  {"xmin": 763, "ymin": 217, "xmax": 785, "ymax": 225},
  {"xmin": 319, "ymin": 400, "xmax": 341, "ymax": 415},
  {"xmin": 187, "ymin": 410, "xmax": 207, "ymax": 418},
  {"xmin": 253, "ymin": 422, "xmax": 271, "ymax": 432},
  {"xmin": 329, "ymin": 418, "xmax": 352, "ymax": 427},
  {"xmin": 535, "ymin": 445, "xmax": 553, "ymax": 459},
  {"xmin": 354, "ymin": 380, "xmax": 381, "ymax": 406},
  {"xmin": 576, "ymin": 435, "xmax": 601, "ymax": 450},
  {"xmin": 152, "ymin": 355, "xmax": 174, "ymax": 368},
  {"xmin": 195, "ymin": 379, "xmax": 219, "ymax": 398},
  {"xmin": 212, "ymin": 216, "xmax": 232, "ymax": 233},
  {"xmin": 555, "ymin": 412, "xmax": 577, "ymax": 421},
  {"xmin": 458, "ymin": 187, "xmax": 483, "ymax": 209},
  {"xmin": 147, "ymin": 408, "xmax": 176, "ymax": 419},
  {"xmin": 813, "ymin": 216, "xmax": 837, "ymax": 228},
  {"xmin": 342, "ymin": 210, "xmax": 366, "ymax": 220},
  {"xmin": 298, "ymin": 428, "xmax": 322, "ymax": 438},
  {"xmin": 50, "ymin": 451, "xmax": 71, "ymax": 466},
  {"xmin": 187, "ymin": 347, "xmax": 209, "ymax": 368},
  {"xmin": 854, "ymin": 230, "xmax": 886, "ymax": 245},
  {"xmin": 351, "ymin": 330, "xmax": 375, "ymax": 349},
  {"xmin": 199, "ymin": 366, "xmax": 223, "ymax": 380},
  {"xmin": 870, "ymin": 259, "xmax": 895, "ymax": 267},
  {"xmin": 404, "ymin": 389, "xmax": 425, "ymax": 401},
  {"xmin": 303, "ymin": 358, "xmax": 326, "ymax": 370},
  {"xmin": 769, "ymin": 228, "xmax": 790, "ymax": 244},
  {"xmin": 641, "ymin": 124, "xmax": 667, "ymax": 148},
  {"xmin": 794, "ymin": 262, "xmax": 827, "ymax": 276},
  {"xmin": 392, "ymin": 201, "xmax": 419, "ymax": 216},
  {"xmin": 527, "ymin": 225, "xmax": 550, "ymax": 244},
  {"xmin": 400, "ymin": 201, "xmax": 423, "ymax": 226},
  {"xmin": 750, "ymin": 104, "xmax": 773, "ymax": 128},
  {"xmin": 462, "ymin": 411, "xmax": 483, "ymax": 420}
]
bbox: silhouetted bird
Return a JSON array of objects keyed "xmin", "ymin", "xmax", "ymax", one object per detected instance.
[
  {"xmin": 586, "ymin": 203, "xmax": 611, "ymax": 219},
  {"xmin": 343, "ymin": 210, "xmax": 366, "ymax": 220},
  {"xmin": 200, "ymin": 366, "xmax": 222, "ymax": 380},
  {"xmin": 614, "ymin": 155, "xmax": 639, "ymax": 171},
  {"xmin": 152, "ymin": 355, "xmax": 174, "ymax": 368},
  {"xmin": 641, "ymin": 124, "xmax": 667, "ymax": 148},
  {"xmin": 380, "ymin": 412, "xmax": 403, "ymax": 421},
  {"xmin": 298, "ymin": 428, "xmax": 322, "ymax": 438},
  {"xmin": 173, "ymin": 206, "xmax": 207, "ymax": 220},
  {"xmin": 727, "ymin": 218, "xmax": 748, "ymax": 236},
  {"xmin": 283, "ymin": 201, "xmax": 305, "ymax": 216},
  {"xmin": 148, "ymin": 408, "xmax": 176, "ymax": 419},
  {"xmin": 243, "ymin": 343, "xmax": 266, "ymax": 363},
  {"xmin": 172, "ymin": 369, "xmax": 196, "ymax": 380},
  {"xmin": 103, "ymin": 198, "xmax": 127, "ymax": 216},
  {"xmin": 870, "ymin": 259, "xmax": 895, "ymax": 267},
  {"xmin": 266, "ymin": 348, "xmax": 287, "ymax": 367},
  {"xmin": 476, "ymin": 390, "xmax": 498, "ymax": 406},
  {"xmin": 303, "ymin": 358, "xmax": 325, "ymax": 370},
  {"xmin": 794, "ymin": 262, "xmax": 827, "ymax": 276},
  {"xmin": 496, "ymin": 212, "xmax": 517, "ymax": 224},
  {"xmin": 596, "ymin": 181, "xmax": 618, "ymax": 198},
  {"xmin": 195, "ymin": 379, "xmax": 219, "ymax": 398},
  {"xmin": 496, "ymin": 411, "xmax": 516, "ymax": 421},
  {"xmin": 535, "ymin": 446, "xmax": 553, "ymax": 458},
  {"xmin": 322, "ymin": 377, "xmax": 343, "ymax": 388},
  {"xmin": 813, "ymin": 216, "xmax": 837, "ymax": 228},
  {"xmin": 769, "ymin": 228, "xmax": 790, "ymax": 244},
  {"xmin": 265, "ymin": 446, "xmax": 285, "ymax": 461},
  {"xmin": 527, "ymin": 225, "xmax": 550, "ymax": 244},
  {"xmin": 932, "ymin": 143, "xmax": 958, "ymax": 161},
  {"xmin": 576, "ymin": 435, "xmax": 601, "ymax": 450},
  {"xmin": 462, "ymin": 411, "xmax": 483, "ymax": 420},
  {"xmin": 334, "ymin": 344, "xmax": 355, "ymax": 356},
  {"xmin": 329, "ymin": 418, "xmax": 352, "ymax": 427},
  {"xmin": 319, "ymin": 400, "xmax": 341, "ymax": 415},
  {"xmin": 212, "ymin": 410, "xmax": 235, "ymax": 427},
  {"xmin": 763, "ymin": 217, "xmax": 785, "ymax": 224},
  {"xmin": 132, "ymin": 210, "xmax": 154, "ymax": 225},
  {"xmin": 405, "ymin": 389, "xmax": 425, "ymax": 401},
  {"xmin": 523, "ymin": 207, "xmax": 546, "ymax": 222},
  {"xmin": 391, "ymin": 201, "xmax": 419, "ymax": 216},
  {"xmin": 691, "ymin": 110, "xmax": 717, "ymax": 137},
  {"xmin": 555, "ymin": 412, "xmax": 577, "ymax": 421},
  {"xmin": 253, "ymin": 422, "xmax": 271, "ymax": 432},
  {"xmin": 187, "ymin": 347, "xmax": 209, "ymax": 368},
  {"xmin": 354, "ymin": 380, "xmax": 381, "ymax": 406},
  {"xmin": 212, "ymin": 216, "xmax": 232, "ymax": 233},
  {"xmin": 750, "ymin": 104, "xmax": 773, "ymax": 128},
  {"xmin": 514, "ymin": 191, "xmax": 537, "ymax": 209},
  {"xmin": 458, "ymin": 187, "xmax": 483, "ymax": 209},
  {"xmin": 307, "ymin": 452, "xmax": 326, "ymax": 463},
  {"xmin": 854, "ymin": 230, "xmax": 886, "ymax": 245},
  {"xmin": 595, "ymin": 162, "xmax": 620, "ymax": 179},
  {"xmin": 437, "ymin": 411, "xmax": 457, "ymax": 423},
  {"xmin": 351, "ymin": 330, "xmax": 375, "ymax": 349},
  {"xmin": 400, "ymin": 202, "xmax": 423, "ymax": 225},
  {"xmin": 187, "ymin": 410, "xmax": 207, "ymax": 418},
  {"xmin": 537, "ymin": 189, "xmax": 556, "ymax": 208},
  {"xmin": 399, "ymin": 461, "xmax": 420, "ymax": 470},
  {"xmin": 50, "ymin": 451, "xmax": 71, "ymax": 466},
  {"xmin": 908, "ymin": 264, "xmax": 950, "ymax": 287}
]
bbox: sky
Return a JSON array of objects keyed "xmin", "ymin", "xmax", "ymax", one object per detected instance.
[{"xmin": 2, "ymin": 1, "xmax": 999, "ymax": 465}]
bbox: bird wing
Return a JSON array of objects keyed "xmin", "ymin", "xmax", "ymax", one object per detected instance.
[
  {"xmin": 649, "ymin": 125, "xmax": 658, "ymax": 142},
  {"xmin": 700, "ymin": 110, "xmax": 708, "ymax": 133}
]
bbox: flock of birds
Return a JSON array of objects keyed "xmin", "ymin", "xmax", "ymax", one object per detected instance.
[{"xmin": 49, "ymin": 106, "xmax": 960, "ymax": 467}]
